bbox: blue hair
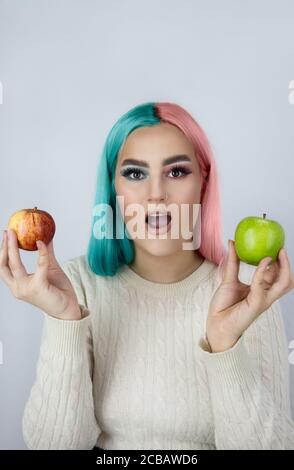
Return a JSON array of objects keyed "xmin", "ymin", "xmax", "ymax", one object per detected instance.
[{"xmin": 87, "ymin": 102, "xmax": 161, "ymax": 276}]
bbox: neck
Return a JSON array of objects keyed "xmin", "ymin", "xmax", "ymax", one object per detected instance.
[{"xmin": 128, "ymin": 248, "xmax": 205, "ymax": 284}]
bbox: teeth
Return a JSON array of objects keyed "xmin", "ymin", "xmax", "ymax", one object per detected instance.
[
  {"xmin": 149, "ymin": 213, "xmax": 167, "ymax": 216},
  {"xmin": 146, "ymin": 212, "xmax": 170, "ymax": 219}
]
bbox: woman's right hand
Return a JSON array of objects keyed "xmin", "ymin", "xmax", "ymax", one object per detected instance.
[{"xmin": 0, "ymin": 229, "xmax": 82, "ymax": 320}]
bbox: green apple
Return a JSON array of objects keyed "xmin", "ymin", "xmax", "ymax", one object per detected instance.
[{"xmin": 234, "ymin": 213, "xmax": 285, "ymax": 266}]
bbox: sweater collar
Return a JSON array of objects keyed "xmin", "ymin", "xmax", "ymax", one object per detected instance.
[{"xmin": 116, "ymin": 258, "xmax": 217, "ymax": 298}]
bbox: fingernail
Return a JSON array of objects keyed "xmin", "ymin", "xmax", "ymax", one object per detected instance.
[
  {"xmin": 7, "ymin": 229, "xmax": 12, "ymax": 240},
  {"xmin": 36, "ymin": 240, "xmax": 41, "ymax": 249}
]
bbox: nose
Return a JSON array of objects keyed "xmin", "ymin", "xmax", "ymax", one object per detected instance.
[
  {"xmin": 147, "ymin": 183, "xmax": 167, "ymax": 204},
  {"xmin": 148, "ymin": 194, "xmax": 166, "ymax": 204}
]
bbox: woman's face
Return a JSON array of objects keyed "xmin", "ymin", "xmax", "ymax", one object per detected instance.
[{"xmin": 114, "ymin": 122, "xmax": 202, "ymax": 257}]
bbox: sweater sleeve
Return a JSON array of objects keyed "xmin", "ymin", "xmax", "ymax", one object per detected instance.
[
  {"xmin": 198, "ymin": 299, "xmax": 294, "ymax": 449},
  {"xmin": 22, "ymin": 260, "xmax": 101, "ymax": 450}
]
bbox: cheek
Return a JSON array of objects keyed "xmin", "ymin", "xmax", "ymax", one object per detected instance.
[
  {"xmin": 116, "ymin": 177, "xmax": 141, "ymax": 201},
  {"xmin": 173, "ymin": 181, "xmax": 201, "ymax": 235},
  {"xmin": 174, "ymin": 179, "xmax": 200, "ymax": 204},
  {"xmin": 116, "ymin": 177, "xmax": 132, "ymax": 206},
  {"xmin": 119, "ymin": 189, "xmax": 140, "ymax": 208},
  {"xmin": 115, "ymin": 185, "xmax": 144, "ymax": 223}
]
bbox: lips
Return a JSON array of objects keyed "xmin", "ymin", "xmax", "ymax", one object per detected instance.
[{"xmin": 145, "ymin": 212, "xmax": 172, "ymax": 229}]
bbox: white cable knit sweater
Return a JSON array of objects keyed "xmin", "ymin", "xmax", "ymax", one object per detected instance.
[{"xmin": 22, "ymin": 255, "xmax": 294, "ymax": 450}]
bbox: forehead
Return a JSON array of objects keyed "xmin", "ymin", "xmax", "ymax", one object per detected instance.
[{"xmin": 117, "ymin": 122, "xmax": 195, "ymax": 164}]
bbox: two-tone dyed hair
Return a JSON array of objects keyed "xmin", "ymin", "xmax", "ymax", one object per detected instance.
[{"xmin": 87, "ymin": 101, "xmax": 227, "ymax": 279}]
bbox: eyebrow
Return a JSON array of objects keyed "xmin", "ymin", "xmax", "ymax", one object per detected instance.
[{"xmin": 120, "ymin": 154, "xmax": 192, "ymax": 168}]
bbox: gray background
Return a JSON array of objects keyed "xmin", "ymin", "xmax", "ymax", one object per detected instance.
[{"xmin": 0, "ymin": 0, "xmax": 294, "ymax": 449}]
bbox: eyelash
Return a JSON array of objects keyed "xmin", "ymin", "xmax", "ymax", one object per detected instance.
[{"xmin": 121, "ymin": 165, "xmax": 192, "ymax": 181}]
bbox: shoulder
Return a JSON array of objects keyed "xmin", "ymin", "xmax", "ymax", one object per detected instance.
[
  {"xmin": 204, "ymin": 259, "xmax": 259, "ymax": 299},
  {"xmin": 62, "ymin": 254, "xmax": 91, "ymax": 277},
  {"xmin": 61, "ymin": 254, "xmax": 113, "ymax": 307},
  {"xmin": 62, "ymin": 254, "xmax": 91, "ymax": 285},
  {"xmin": 62, "ymin": 253, "xmax": 106, "ymax": 280},
  {"xmin": 228, "ymin": 261, "xmax": 287, "ymax": 364},
  {"xmin": 211, "ymin": 259, "xmax": 257, "ymax": 287}
]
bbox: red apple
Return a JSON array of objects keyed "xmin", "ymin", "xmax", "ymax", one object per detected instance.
[{"xmin": 7, "ymin": 206, "xmax": 56, "ymax": 251}]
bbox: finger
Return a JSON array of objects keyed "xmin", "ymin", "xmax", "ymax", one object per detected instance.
[
  {"xmin": 46, "ymin": 239, "xmax": 60, "ymax": 269},
  {"xmin": 246, "ymin": 255, "xmax": 273, "ymax": 309},
  {"xmin": 263, "ymin": 259, "xmax": 279, "ymax": 285},
  {"xmin": 222, "ymin": 239, "xmax": 240, "ymax": 283},
  {"xmin": 0, "ymin": 231, "xmax": 9, "ymax": 265},
  {"xmin": 0, "ymin": 231, "xmax": 14, "ymax": 288},
  {"xmin": 34, "ymin": 240, "xmax": 49, "ymax": 282},
  {"xmin": 251, "ymin": 256, "xmax": 273, "ymax": 290},
  {"xmin": 267, "ymin": 248, "xmax": 293, "ymax": 303},
  {"xmin": 7, "ymin": 229, "xmax": 28, "ymax": 280},
  {"xmin": 281, "ymin": 249, "xmax": 294, "ymax": 288}
]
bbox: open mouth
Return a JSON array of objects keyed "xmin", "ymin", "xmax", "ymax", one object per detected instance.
[{"xmin": 145, "ymin": 212, "xmax": 172, "ymax": 229}]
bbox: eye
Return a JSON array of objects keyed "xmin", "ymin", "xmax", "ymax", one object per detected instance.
[
  {"xmin": 121, "ymin": 167, "xmax": 146, "ymax": 180},
  {"xmin": 167, "ymin": 165, "xmax": 191, "ymax": 178},
  {"xmin": 120, "ymin": 165, "xmax": 191, "ymax": 181}
]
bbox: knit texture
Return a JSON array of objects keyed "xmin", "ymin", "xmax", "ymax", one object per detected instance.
[{"xmin": 22, "ymin": 255, "xmax": 294, "ymax": 450}]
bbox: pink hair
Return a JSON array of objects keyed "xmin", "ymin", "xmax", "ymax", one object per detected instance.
[{"xmin": 155, "ymin": 102, "xmax": 227, "ymax": 279}]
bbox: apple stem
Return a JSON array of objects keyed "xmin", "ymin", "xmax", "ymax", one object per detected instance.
[
  {"xmin": 263, "ymin": 213, "xmax": 266, "ymax": 219},
  {"xmin": 34, "ymin": 206, "xmax": 37, "ymax": 211}
]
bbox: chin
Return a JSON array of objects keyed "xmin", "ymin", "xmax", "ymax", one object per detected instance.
[{"xmin": 135, "ymin": 239, "xmax": 183, "ymax": 257}]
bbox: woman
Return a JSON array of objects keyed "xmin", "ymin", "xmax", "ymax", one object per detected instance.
[{"xmin": 1, "ymin": 102, "xmax": 294, "ymax": 450}]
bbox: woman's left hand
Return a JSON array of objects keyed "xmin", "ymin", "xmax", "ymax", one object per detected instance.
[{"xmin": 206, "ymin": 240, "xmax": 294, "ymax": 352}]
